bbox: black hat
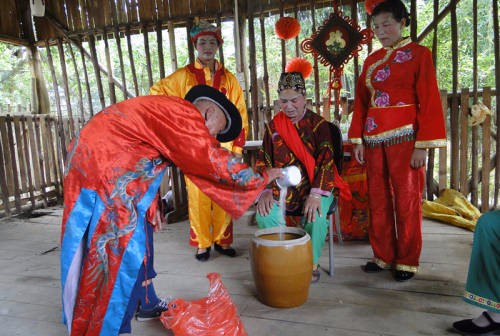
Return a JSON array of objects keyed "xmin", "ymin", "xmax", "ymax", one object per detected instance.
[{"xmin": 185, "ymin": 85, "xmax": 242, "ymax": 142}]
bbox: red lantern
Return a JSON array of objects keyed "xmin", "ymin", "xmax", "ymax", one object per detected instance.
[
  {"xmin": 275, "ymin": 17, "xmax": 301, "ymax": 40},
  {"xmin": 285, "ymin": 57, "xmax": 313, "ymax": 79}
]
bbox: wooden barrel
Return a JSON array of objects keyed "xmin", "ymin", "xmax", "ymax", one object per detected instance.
[{"xmin": 250, "ymin": 227, "xmax": 312, "ymax": 308}]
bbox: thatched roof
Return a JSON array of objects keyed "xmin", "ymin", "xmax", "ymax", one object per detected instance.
[{"xmin": 1, "ymin": 0, "xmax": 348, "ymax": 46}]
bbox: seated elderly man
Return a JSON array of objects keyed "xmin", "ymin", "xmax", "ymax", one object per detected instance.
[{"xmin": 254, "ymin": 72, "xmax": 346, "ymax": 283}]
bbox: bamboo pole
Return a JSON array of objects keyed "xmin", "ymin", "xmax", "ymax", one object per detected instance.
[
  {"xmin": 56, "ymin": 38, "xmax": 75, "ymax": 137},
  {"xmin": 187, "ymin": 25, "xmax": 195, "ymax": 65},
  {"xmin": 45, "ymin": 117, "xmax": 62, "ymax": 202},
  {"xmin": 248, "ymin": 14, "xmax": 260, "ymax": 140},
  {"xmin": 33, "ymin": 116, "xmax": 48, "ymax": 206},
  {"xmin": 45, "ymin": 43, "xmax": 67, "ymax": 159},
  {"xmin": 13, "ymin": 117, "xmax": 28, "ymax": 196},
  {"xmin": 439, "ymin": 90, "xmax": 448, "ymax": 192},
  {"xmin": 481, "ymin": 88, "xmax": 491, "ymax": 212},
  {"xmin": 26, "ymin": 116, "xmax": 41, "ymax": 202},
  {"xmin": 217, "ymin": 14, "xmax": 227, "ymax": 67},
  {"xmin": 143, "ymin": 25, "xmax": 154, "ymax": 88},
  {"xmin": 492, "ymin": 0, "xmax": 500, "ymax": 208},
  {"xmin": 459, "ymin": 88, "xmax": 469, "ymax": 195},
  {"xmin": 449, "ymin": 4, "xmax": 459, "ymax": 190},
  {"xmin": 168, "ymin": 21, "xmax": 178, "ymax": 71},
  {"xmin": 103, "ymin": 28, "xmax": 117, "ymax": 104},
  {"xmin": 126, "ymin": 25, "xmax": 140, "ymax": 96},
  {"xmin": 68, "ymin": 44, "xmax": 85, "ymax": 125},
  {"xmin": 156, "ymin": 19, "xmax": 165, "ymax": 79},
  {"xmin": 259, "ymin": 14, "xmax": 271, "ymax": 122},
  {"xmin": 310, "ymin": 0, "xmax": 320, "ymax": 114},
  {"xmin": 5, "ymin": 116, "xmax": 21, "ymax": 212},
  {"xmin": 294, "ymin": 4, "xmax": 299, "ymax": 57},
  {"xmin": 280, "ymin": 2, "xmax": 286, "ymax": 71},
  {"xmin": 115, "ymin": 26, "xmax": 128, "ymax": 99},
  {"xmin": 470, "ymin": 0, "xmax": 479, "ymax": 205},
  {"xmin": 0, "ymin": 121, "xmax": 10, "ymax": 216},
  {"xmin": 88, "ymin": 35, "xmax": 106, "ymax": 109},
  {"xmin": 77, "ymin": 42, "xmax": 94, "ymax": 117}
]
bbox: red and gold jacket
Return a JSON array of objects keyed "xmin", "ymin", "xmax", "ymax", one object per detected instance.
[{"xmin": 348, "ymin": 38, "xmax": 447, "ymax": 148}]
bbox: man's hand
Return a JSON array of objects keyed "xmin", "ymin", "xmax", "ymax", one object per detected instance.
[
  {"xmin": 303, "ymin": 193, "xmax": 322, "ymax": 223},
  {"xmin": 410, "ymin": 148, "xmax": 427, "ymax": 169},
  {"xmin": 256, "ymin": 191, "xmax": 274, "ymax": 216},
  {"xmin": 353, "ymin": 144, "xmax": 365, "ymax": 165}
]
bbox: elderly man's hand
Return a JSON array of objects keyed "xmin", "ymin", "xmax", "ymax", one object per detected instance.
[
  {"xmin": 303, "ymin": 193, "xmax": 322, "ymax": 223},
  {"xmin": 265, "ymin": 167, "xmax": 283, "ymax": 182},
  {"xmin": 256, "ymin": 191, "xmax": 274, "ymax": 217}
]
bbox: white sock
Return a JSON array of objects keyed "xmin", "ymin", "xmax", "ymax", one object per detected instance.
[{"xmin": 472, "ymin": 311, "xmax": 500, "ymax": 327}]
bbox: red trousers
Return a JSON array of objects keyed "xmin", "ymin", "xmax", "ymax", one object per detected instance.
[{"xmin": 365, "ymin": 140, "xmax": 424, "ymax": 272}]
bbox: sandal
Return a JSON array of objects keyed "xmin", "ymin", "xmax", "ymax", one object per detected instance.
[{"xmin": 311, "ymin": 266, "xmax": 320, "ymax": 283}]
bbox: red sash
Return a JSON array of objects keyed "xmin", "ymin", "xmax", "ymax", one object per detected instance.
[
  {"xmin": 187, "ymin": 63, "xmax": 223, "ymax": 90},
  {"xmin": 274, "ymin": 111, "xmax": 352, "ymax": 201}
]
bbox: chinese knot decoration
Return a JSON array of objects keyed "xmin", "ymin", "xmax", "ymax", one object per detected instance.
[{"xmin": 301, "ymin": 1, "xmax": 373, "ymax": 105}]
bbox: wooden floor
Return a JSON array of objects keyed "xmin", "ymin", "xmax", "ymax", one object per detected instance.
[{"xmin": 0, "ymin": 206, "xmax": 479, "ymax": 335}]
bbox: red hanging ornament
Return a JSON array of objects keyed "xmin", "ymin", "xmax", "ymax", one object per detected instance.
[
  {"xmin": 301, "ymin": 1, "xmax": 373, "ymax": 107},
  {"xmin": 285, "ymin": 57, "xmax": 313, "ymax": 79},
  {"xmin": 275, "ymin": 17, "xmax": 301, "ymax": 40},
  {"xmin": 364, "ymin": 0, "xmax": 388, "ymax": 15}
]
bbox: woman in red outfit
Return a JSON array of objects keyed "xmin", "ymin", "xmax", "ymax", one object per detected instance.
[{"xmin": 348, "ymin": 0, "xmax": 447, "ymax": 281}]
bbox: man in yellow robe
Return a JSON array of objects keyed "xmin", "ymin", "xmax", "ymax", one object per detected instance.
[{"xmin": 150, "ymin": 19, "xmax": 248, "ymax": 261}]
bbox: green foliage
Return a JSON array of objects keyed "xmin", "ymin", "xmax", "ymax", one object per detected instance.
[{"xmin": 0, "ymin": 44, "xmax": 31, "ymax": 110}]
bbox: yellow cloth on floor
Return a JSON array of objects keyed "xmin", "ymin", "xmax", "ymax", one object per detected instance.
[{"xmin": 422, "ymin": 189, "xmax": 481, "ymax": 231}]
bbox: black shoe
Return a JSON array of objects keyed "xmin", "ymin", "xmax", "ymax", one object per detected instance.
[
  {"xmin": 362, "ymin": 261, "xmax": 384, "ymax": 273},
  {"xmin": 214, "ymin": 243, "xmax": 236, "ymax": 257},
  {"xmin": 393, "ymin": 270, "xmax": 415, "ymax": 281},
  {"xmin": 136, "ymin": 298, "xmax": 171, "ymax": 321},
  {"xmin": 453, "ymin": 312, "xmax": 500, "ymax": 335},
  {"xmin": 195, "ymin": 247, "xmax": 211, "ymax": 261}
]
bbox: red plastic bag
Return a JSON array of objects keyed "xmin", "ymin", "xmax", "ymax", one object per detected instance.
[{"xmin": 160, "ymin": 273, "xmax": 247, "ymax": 336}]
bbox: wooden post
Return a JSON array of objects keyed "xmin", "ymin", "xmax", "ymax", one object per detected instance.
[{"xmin": 459, "ymin": 88, "xmax": 469, "ymax": 195}]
